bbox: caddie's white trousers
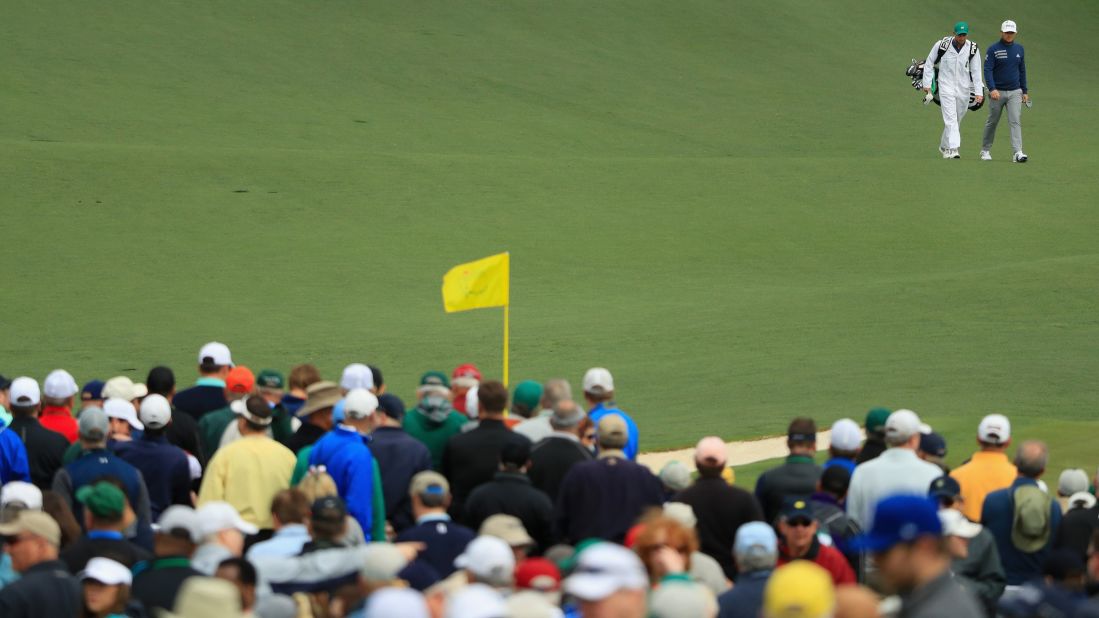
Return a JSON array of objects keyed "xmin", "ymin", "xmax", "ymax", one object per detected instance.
[{"xmin": 939, "ymin": 94, "xmax": 969, "ymax": 150}]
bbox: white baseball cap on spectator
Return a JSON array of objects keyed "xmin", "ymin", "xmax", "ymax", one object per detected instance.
[
  {"xmin": 9, "ymin": 377, "xmax": 41, "ymax": 407},
  {"xmin": 197, "ymin": 501, "xmax": 258, "ymax": 536},
  {"xmin": 977, "ymin": 414, "xmax": 1011, "ymax": 445},
  {"xmin": 102, "ymin": 376, "xmax": 147, "ymax": 401},
  {"xmin": 344, "ymin": 389, "xmax": 379, "ymax": 420},
  {"xmin": 829, "ymin": 419, "xmax": 862, "ymax": 451},
  {"xmin": 139, "ymin": 394, "xmax": 173, "ymax": 430},
  {"xmin": 884, "ymin": 409, "xmax": 922, "ymax": 442},
  {"xmin": 564, "ymin": 542, "xmax": 649, "ymax": 601},
  {"xmin": 650, "ymin": 581, "xmax": 717, "ymax": 618},
  {"xmin": 444, "ymin": 583, "xmax": 507, "ymax": 618},
  {"xmin": 198, "ymin": 341, "xmax": 233, "ymax": 367},
  {"xmin": 340, "ymin": 363, "xmax": 375, "ymax": 391},
  {"xmin": 1058, "ymin": 469, "xmax": 1089, "ymax": 497},
  {"xmin": 104, "ymin": 398, "xmax": 144, "ymax": 431},
  {"xmin": 365, "ymin": 588, "xmax": 430, "ymax": 618},
  {"xmin": 157, "ymin": 505, "xmax": 204, "ymax": 543},
  {"xmin": 465, "ymin": 386, "xmax": 479, "ymax": 420},
  {"xmin": 938, "ymin": 509, "xmax": 982, "ymax": 539},
  {"xmin": 582, "ymin": 368, "xmax": 614, "ymax": 395},
  {"xmin": 80, "ymin": 557, "xmax": 133, "ymax": 585},
  {"xmin": 454, "ymin": 536, "xmax": 515, "ymax": 585},
  {"xmin": 1, "ymin": 481, "xmax": 43, "ymax": 510},
  {"xmin": 43, "ymin": 369, "xmax": 79, "ymax": 399}
]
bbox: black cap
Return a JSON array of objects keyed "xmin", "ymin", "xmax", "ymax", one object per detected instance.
[
  {"xmin": 500, "ymin": 439, "xmax": 532, "ymax": 467},
  {"xmin": 780, "ymin": 497, "xmax": 815, "ymax": 521},
  {"xmin": 919, "ymin": 432, "xmax": 947, "ymax": 458},
  {"xmin": 312, "ymin": 496, "xmax": 347, "ymax": 524},
  {"xmin": 146, "ymin": 366, "xmax": 176, "ymax": 397},
  {"xmin": 368, "ymin": 365, "xmax": 383, "ymax": 389},
  {"xmin": 928, "ymin": 476, "xmax": 961, "ymax": 500},
  {"xmin": 377, "ymin": 393, "xmax": 405, "ymax": 421},
  {"xmin": 0, "ymin": 374, "xmax": 10, "ymax": 390},
  {"xmin": 820, "ymin": 465, "xmax": 851, "ymax": 496}
]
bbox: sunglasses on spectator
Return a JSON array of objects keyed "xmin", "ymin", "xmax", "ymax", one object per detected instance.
[{"xmin": 785, "ymin": 517, "xmax": 814, "ymax": 527}]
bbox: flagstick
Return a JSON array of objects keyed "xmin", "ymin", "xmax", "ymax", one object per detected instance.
[{"xmin": 503, "ymin": 303, "xmax": 510, "ymax": 388}]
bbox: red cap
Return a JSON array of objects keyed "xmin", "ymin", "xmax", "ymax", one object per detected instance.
[
  {"xmin": 226, "ymin": 366, "xmax": 256, "ymax": 394},
  {"xmin": 623, "ymin": 522, "xmax": 646, "ymax": 549},
  {"xmin": 451, "ymin": 363, "xmax": 482, "ymax": 381},
  {"xmin": 515, "ymin": 558, "xmax": 561, "ymax": 592}
]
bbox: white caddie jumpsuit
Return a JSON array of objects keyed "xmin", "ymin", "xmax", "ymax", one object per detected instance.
[{"xmin": 922, "ymin": 37, "xmax": 984, "ymax": 150}]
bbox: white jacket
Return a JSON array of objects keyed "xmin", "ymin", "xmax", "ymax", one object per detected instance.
[
  {"xmin": 922, "ymin": 37, "xmax": 983, "ymax": 98},
  {"xmin": 846, "ymin": 447, "xmax": 944, "ymax": 529}
]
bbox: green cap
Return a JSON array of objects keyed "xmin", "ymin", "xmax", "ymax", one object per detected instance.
[
  {"xmin": 512, "ymin": 380, "xmax": 543, "ymax": 415},
  {"xmin": 76, "ymin": 482, "xmax": 126, "ymax": 519},
  {"xmin": 256, "ymin": 369, "xmax": 285, "ymax": 390},
  {"xmin": 865, "ymin": 407, "xmax": 892, "ymax": 434},
  {"xmin": 419, "ymin": 371, "xmax": 450, "ymax": 389},
  {"xmin": 954, "ymin": 21, "xmax": 969, "ymax": 34}
]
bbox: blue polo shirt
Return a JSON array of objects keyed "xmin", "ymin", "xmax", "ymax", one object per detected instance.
[{"xmin": 588, "ymin": 402, "xmax": 639, "ymax": 460}]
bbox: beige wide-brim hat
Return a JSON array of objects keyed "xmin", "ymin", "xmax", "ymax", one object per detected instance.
[
  {"xmin": 158, "ymin": 577, "xmax": 242, "ymax": 618},
  {"xmin": 297, "ymin": 381, "xmax": 342, "ymax": 418}
]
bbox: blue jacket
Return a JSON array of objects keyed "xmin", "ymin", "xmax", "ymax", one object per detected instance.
[
  {"xmin": 982, "ymin": 477, "xmax": 1062, "ymax": 585},
  {"xmin": 395, "ymin": 514, "xmax": 476, "ymax": 578},
  {"xmin": 369, "ymin": 426, "xmax": 432, "ymax": 532},
  {"xmin": 113, "ymin": 434, "xmax": 192, "ymax": 520},
  {"xmin": 588, "ymin": 403, "xmax": 640, "ymax": 460},
  {"xmin": 309, "ymin": 426, "xmax": 377, "ymax": 538},
  {"xmin": 718, "ymin": 569, "xmax": 771, "ymax": 618},
  {"xmin": 0, "ymin": 420, "xmax": 31, "ymax": 484},
  {"xmin": 54, "ymin": 448, "xmax": 154, "ymax": 550},
  {"xmin": 984, "ymin": 40, "xmax": 1028, "ymax": 93}
]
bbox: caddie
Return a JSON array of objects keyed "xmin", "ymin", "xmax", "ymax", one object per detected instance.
[{"xmin": 923, "ymin": 21, "xmax": 984, "ymax": 159}]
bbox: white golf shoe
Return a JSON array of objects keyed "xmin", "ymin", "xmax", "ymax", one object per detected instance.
[
  {"xmin": 942, "ymin": 148, "xmax": 956, "ymax": 159},
  {"xmin": 1013, "ymin": 151, "xmax": 1029, "ymax": 163},
  {"xmin": 980, "ymin": 151, "xmax": 992, "ymax": 161}
]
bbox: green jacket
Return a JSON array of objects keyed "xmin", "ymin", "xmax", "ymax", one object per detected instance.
[
  {"xmin": 402, "ymin": 409, "xmax": 468, "ymax": 469},
  {"xmin": 291, "ymin": 444, "xmax": 386, "ymax": 542},
  {"xmin": 199, "ymin": 403, "xmax": 294, "ymax": 459}
]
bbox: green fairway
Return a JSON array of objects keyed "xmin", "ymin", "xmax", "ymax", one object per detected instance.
[{"xmin": 3, "ymin": 0, "xmax": 1098, "ymax": 452}]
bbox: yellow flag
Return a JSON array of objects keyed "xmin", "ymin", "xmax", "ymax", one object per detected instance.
[{"xmin": 442, "ymin": 252, "xmax": 510, "ymax": 313}]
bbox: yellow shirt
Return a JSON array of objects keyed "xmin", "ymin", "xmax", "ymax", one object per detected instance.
[
  {"xmin": 950, "ymin": 450, "xmax": 1017, "ymax": 521},
  {"xmin": 197, "ymin": 434, "xmax": 296, "ymax": 529}
]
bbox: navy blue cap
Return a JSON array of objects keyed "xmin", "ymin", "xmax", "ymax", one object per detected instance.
[
  {"xmin": 780, "ymin": 497, "xmax": 815, "ymax": 521},
  {"xmin": 377, "ymin": 393, "xmax": 405, "ymax": 421},
  {"xmin": 928, "ymin": 476, "xmax": 961, "ymax": 500},
  {"xmin": 852, "ymin": 495, "xmax": 941, "ymax": 552},
  {"xmin": 919, "ymin": 432, "xmax": 947, "ymax": 458},
  {"xmin": 312, "ymin": 496, "xmax": 347, "ymax": 523},
  {"xmin": 0, "ymin": 374, "xmax": 10, "ymax": 390},
  {"xmin": 81, "ymin": 379, "xmax": 105, "ymax": 400}
]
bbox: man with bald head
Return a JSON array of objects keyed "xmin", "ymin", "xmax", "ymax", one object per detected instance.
[{"xmin": 528, "ymin": 399, "xmax": 593, "ymax": 503}]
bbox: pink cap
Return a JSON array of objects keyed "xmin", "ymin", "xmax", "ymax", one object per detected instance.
[{"xmin": 695, "ymin": 436, "xmax": 728, "ymax": 465}]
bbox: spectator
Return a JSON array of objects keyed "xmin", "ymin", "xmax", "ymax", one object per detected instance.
[
  {"xmin": 509, "ymin": 380, "xmax": 543, "ymax": 424},
  {"xmin": 761, "ymin": 561, "xmax": 835, "ymax": 618},
  {"xmin": 340, "ymin": 363, "xmax": 376, "ymax": 394},
  {"xmin": 403, "ymin": 371, "xmax": 467, "ymax": 469},
  {"xmin": 717, "ymin": 522, "xmax": 777, "ymax": 618},
  {"xmin": 919, "ymin": 431, "xmax": 950, "ymax": 473},
  {"xmin": 368, "ymin": 365, "xmax": 386, "ymax": 395},
  {"xmin": 854, "ymin": 407, "xmax": 891, "ymax": 465},
  {"xmin": 998, "ymin": 549, "xmax": 1094, "ymax": 618},
  {"xmin": 650, "ymin": 579, "xmax": 718, "ymax": 618},
  {"xmin": 0, "ymin": 374, "xmax": 11, "ymax": 426},
  {"xmin": 513, "ymin": 557, "xmax": 563, "ymax": 605},
  {"xmin": 441, "ymin": 380, "xmax": 531, "ymax": 516},
  {"xmin": 981, "ymin": 440, "xmax": 1063, "ymax": 586},
  {"xmin": 632, "ymin": 515, "xmax": 698, "ymax": 585},
  {"xmin": 42, "ymin": 490, "xmax": 83, "ymax": 549},
  {"xmin": 556, "ymin": 414, "xmax": 664, "ymax": 544},
  {"xmin": 396, "ymin": 471, "xmax": 475, "ymax": 579},
  {"xmin": 463, "ymin": 440, "xmax": 555, "ymax": 552},
  {"xmin": 367, "ymin": 393, "xmax": 432, "ymax": 533},
  {"xmin": 214, "ymin": 557, "xmax": 258, "ymax": 616},
  {"xmin": 562, "ymin": 542, "xmax": 648, "ymax": 618},
  {"xmin": 1055, "ymin": 480, "xmax": 1099, "ymax": 563},
  {"xmin": 450, "ymin": 364, "xmax": 481, "ymax": 417},
  {"xmin": 853, "ymin": 495, "xmax": 983, "ymax": 618},
  {"xmin": 280, "ymin": 363, "xmax": 321, "ymax": 417},
  {"xmin": 79, "ymin": 379, "xmax": 105, "ymax": 413},
  {"xmin": 192, "ymin": 501, "xmax": 257, "ymax": 575},
  {"xmin": 165, "ymin": 576, "xmax": 242, "ymax": 618},
  {"xmin": 480, "ymin": 513, "xmax": 537, "ymax": 564},
  {"xmin": 582, "ymin": 367, "xmax": 640, "ymax": 460},
  {"xmin": 846, "ymin": 409, "xmax": 942, "ymax": 529},
  {"xmin": 754, "ymin": 417, "xmax": 821, "ymax": 524},
  {"xmin": 52, "ymin": 407, "xmax": 154, "ymax": 550},
  {"xmin": 303, "ymin": 496, "xmax": 350, "ymax": 553},
  {"xmin": 659, "ymin": 461, "xmax": 692, "ymax": 501},
  {"xmin": 7, "ymin": 376, "xmax": 68, "ymax": 489},
  {"xmin": 146, "ymin": 366, "xmax": 205, "ymax": 467},
  {"xmin": 173, "ymin": 342, "xmax": 233, "ymax": 420},
  {"xmin": 197, "ymin": 365, "xmax": 255, "ymax": 457},
  {"xmin": 197, "ymin": 396, "xmax": 296, "ymax": 529},
  {"xmin": 809, "ymin": 465, "xmax": 861, "ymax": 576},
  {"xmin": 131, "ymin": 505, "xmax": 204, "ymax": 613},
  {"xmin": 79, "ymin": 557, "xmax": 143, "ymax": 618},
  {"xmin": 253, "ymin": 369, "xmax": 295, "ymax": 443},
  {"xmin": 113, "ymin": 394, "xmax": 192, "ymax": 519},
  {"xmin": 364, "ymin": 587, "xmax": 430, "ymax": 618},
  {"xmin": 775, "ymin": 498, "xmax": 855, "ymax": 585},
  {"xmin": 100, "ymin": 376, "xmax": 147, "ymax": 407},
  {"xmin": 928, "ymin": 475, "xmax": 1005, "ymax": 617},
  {"xmin": 246, "ymin": 489, "xmax": 311, "ymax": 559},
  {"xmin": 824, "ymin": 418, "xmax": 861, "ymax": 474},
  {"xmin": 951, "ymin": 414, "xmax": 1017, "ymax": 522},
  {"xmin": 60, "ymin": 481, "xmax": 152, "ymax": 571},
  {"xmin": 295, "ymin": 467, "xmax": 367, "ymax": 547},
  {"xmin": 938, "ymin": 508, "xmax": 999, "ymax": 608},
  {"xmin": 1056, "ymin": 469, "xmax": 1090, "ymax": 514},
  {"xmin": 0, "ymin": 413, "xmax": 30, "ymax": 484},
  {"xmin": 660, "ymin": 502, "xmax": 731, "ymax": 595},
  {"xmin": 283, "ymin": 380, "xmax": 340, "ymax": 454},
  {"xmin": 426, "ymin": 534, "xmax": 515, "ymax": 593},
  {"xmin": 0, "ymin": 510, "xmax": 82, "ymax": 616},
  {"xmin": 104, "ymin": 397, "xmax": 143, "ymax": 444},
  {"xmin": 39, "ymin": 369, "xmax": 80, "ymax": 443},
  {"xmin": 675, "ymin": 436, "xmax": 763, "ymax": 580},
  {"xmin": 528, "ymin": 399, "xmax": 593, "ymax": 504},
  {"xmin": 514, "ymin": 379, "xmax": 572, "ymax": 444}
]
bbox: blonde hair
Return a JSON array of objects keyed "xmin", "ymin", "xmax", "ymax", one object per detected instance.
[{"xmin": 297, "ymin": 467, "xmax": 338, "ymax": 502}]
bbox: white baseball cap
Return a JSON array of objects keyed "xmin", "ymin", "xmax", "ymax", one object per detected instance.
[
  {"xmin": 365, "ymin": 588, "xmax": 430, "ymax": 618},
  {"xmin": 454, "ymin": 535, "xmax": 515, "ymax": 584},
  {"xmin": 340, "ymin": 363, "xmax": 375, "ymax": 391},
  {"xmin": 444, "ymin": 583, "xmax": 507, "ymax": 618},
  {"xmin": 198, "ymin": 341, "xmax": 233, "ymax": 367},
  {"xmin": 344, "ymin": 389, "xmax": 379, "ymax": 420},
  {"xmin": 884, "ymin": 409, "xmax": 922, "ymax": 442},
  {"xmin": 104, "ymin": 398, "xmax": 144, "ymax": 431},
  {"xmin": 978, "ymin": 414, "xmax": 1011, "ymax": 445},
  {"xmin": 43, "ymin": 369, "xmax": 79, "ymax": 399},
  {"xmin": 157, "ymin": 505, "xmax": 204, "ymax": 542},
  {"xmin": 564, "ymin": 542, "xmax": 648, "ymax": 601},
  {"xmin": 197, "ymin": 501, "xmax": 258, "ymax": 536},
  {"xmin": 582, "ymin": 367, "xmax": 614, "ymax": 395},
  {"xmin": 1002, "ymin": 20, "xmax": 1017, "ymax": 33},
  {"xmin": 9, "ymin": 377, "xmax": 41, "ymax": 407},
  {"xmin": 1, "ymin": 481, "xmax": 43, "ymax": 510},
  {"xmin": 102, "ymin": 376, "xmax": 147, "ymax": 402},
  {"xmin": 938, "ymin": 509, "xmax": 982, "ymax": 539},
  {"xmin": 139, "ymin": 394, "xmax": 173, "ymax": 429},
  {"xmin": 79, "ymin": 557, "xmax": 133, "ymax": 585},
  {"xmin": 829, "ymin": 419, "xmax": 862, "ymax": 452},
  {"xmin": 465, "ymin": 386, "xmax": 480, "ymax": 420}
]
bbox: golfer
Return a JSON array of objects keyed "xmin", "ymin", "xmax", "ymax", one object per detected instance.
[
  {"xmin": 980, "ymin": 20, "xmax": 1029, "ymax": 162},
  {"xmin": 922, "ymin": 22, "xmax": 984, "ymax": 159}
]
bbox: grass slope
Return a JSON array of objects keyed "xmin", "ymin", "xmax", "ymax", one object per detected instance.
[{"xmin": 2, "ymin": 0, "xmax": 1098, "ymax": 451}]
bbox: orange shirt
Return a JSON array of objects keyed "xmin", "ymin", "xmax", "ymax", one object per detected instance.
[{"xmin": 951, "ymin": 450, "xmax": 1017, "ymax": 521}]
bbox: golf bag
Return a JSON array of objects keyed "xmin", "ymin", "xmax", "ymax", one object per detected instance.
[{"xmin": 905, "ymin": 37, "xmax": 983, "ymax": 109}]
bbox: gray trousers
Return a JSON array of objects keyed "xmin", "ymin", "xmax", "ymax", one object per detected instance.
[{"xmin": 982, "ymin": 88, "xmax": 1023, "ymax": 152}]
